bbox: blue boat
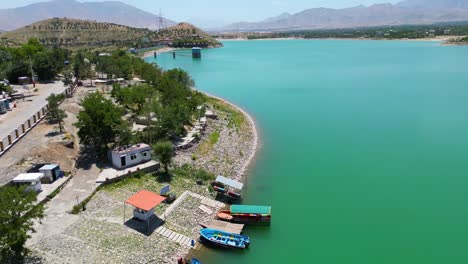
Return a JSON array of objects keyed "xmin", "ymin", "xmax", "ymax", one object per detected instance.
[
  {"xmin": 199, "ymin": 228, "xmax": 250, "ymax": 249},
  {"xmin": 191, "ymin": 258, "xmax": 201, "ymax": 264}
]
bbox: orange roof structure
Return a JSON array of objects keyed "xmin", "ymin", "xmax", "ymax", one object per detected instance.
[{"xmin": 125, "ymin": 190, "xmax": 166, "ymax": 211}]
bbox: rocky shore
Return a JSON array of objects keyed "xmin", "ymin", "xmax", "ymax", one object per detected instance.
[{"xmin": 174, "ymin": 95, "xmax": 258, "ymax": 181}]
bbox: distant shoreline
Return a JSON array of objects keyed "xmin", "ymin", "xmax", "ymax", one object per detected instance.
[{"xmin": 217, "ymin": 36, "xmax": 459, "ymax": 43}]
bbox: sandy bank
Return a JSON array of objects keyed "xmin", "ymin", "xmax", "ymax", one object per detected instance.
[{"xmin": 141, "ymin": 47, "xmax": 177, "ymax": 59}]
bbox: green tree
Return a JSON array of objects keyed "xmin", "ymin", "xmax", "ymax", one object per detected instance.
[
  {"xmin": 75, "ymin": 92, "xmax": 129, "ymax": 156},
  {"xmin": 152, "ymin": 140, "xmax": 174, "ymax": 173},
  {"xmin": 0, "ymin": 186, "xmax": 44, "ymax": 262},
  {"xmin": 46, "ymin": 93, "xmax": 67, "ymax": 132},
  {"xmin": 73, "ymin": 50, "xmax": 90, "ymax": 82}
]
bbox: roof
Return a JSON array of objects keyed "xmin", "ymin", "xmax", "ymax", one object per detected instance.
[
  {"xmin": 202, "ymin": 220, "xmax": 244, "ymax": 234},
  {"xmin": 113, "ymin": 143, "xmax": 150, "ymax": 154},
  {"xmin": 230, "ymin": 205, "xmax": 271, "ymax": 215},
  {"xmin": 215, "ymin": 176, "xmax": 243, "ymax": 190},
  {"xmin": 125, "ymin": 190, "xmax": 166, "ymax": 211},
  {"xmin": 13, "ymin": 173, "xmax": 43, "ymax": 182},
  {"xmin": 39, "ymin": 164, "xmax": 59, "ymax": 171}
]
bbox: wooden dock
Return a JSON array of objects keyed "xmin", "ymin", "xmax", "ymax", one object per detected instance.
[{"xmin": 201, "ymin": 220, "xmax": 245, "ymax": 234}]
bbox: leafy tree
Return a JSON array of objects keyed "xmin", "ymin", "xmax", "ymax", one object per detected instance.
[
  {"xmin": 46, "ymin": 93, "xmax": 67, "ymax": 132},
  {"xmin": 75, "ymin": 92, "xmax": 129, "ymax": 156},
  {"xmin": 0, "ymin": 83, "xmax": 14, "ymax": 97},
  {"xmin": 73, "ymin": 50, "xmax": 90, "ymax": 82},
  {"xmin": 62, "ymin": 68, "xmax": 73, "ymax": 86},
  {"xmin": 33, "ymin": 51, "xmax": 55, "ymax": 81},
  {"xmin": 152, "ymin": 140, "xmax": 174, "ymax": 173},
  {"xmin": 0, "ymin": 186, "xmax": 44, "ymax": 262}
]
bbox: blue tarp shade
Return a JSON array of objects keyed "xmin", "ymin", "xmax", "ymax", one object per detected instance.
[
  {"xmin": 230, "ymin": 205, "xmax": 271, "ymax": 215},
  {"xmin": 215, "ymin": 176, "xmax": 244, "ymax": 190}
]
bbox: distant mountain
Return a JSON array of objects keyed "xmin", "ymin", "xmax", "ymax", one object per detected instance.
[
  {"xmin": 222, "ymin": 0, "xmax": 468, "ymax": 31},
  {"xmin": 0, "ymin": 0, "xmax": 176, "ymax": 31},
  {"xmin": 398, "ymin": 0, "xmax": 468, "ymax": 9},
  {"xmin": 0, "ymin": 18, "xmax": 151, "ymax": 48}
]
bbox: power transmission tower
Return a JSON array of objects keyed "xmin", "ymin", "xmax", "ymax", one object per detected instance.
[{"xmin": 157, "ymin": 9, "xmax": 167, "ymax": 32}]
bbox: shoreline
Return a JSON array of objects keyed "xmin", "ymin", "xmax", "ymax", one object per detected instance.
[
  {"xmin": 218, "ymin": 36, "xmax": 459, "ymax": 42},
  {"xmin": 203, "ymin": 92, "xmax": 259, "ymax": 180},
  {"xmin": 141, "ymin": 47, "xmax": 177, "ymax": 59}
]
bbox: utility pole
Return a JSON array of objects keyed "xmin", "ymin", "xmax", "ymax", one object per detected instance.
[{"xmin": 28, "ymin": 55, "xmax": 35, "ymax": 88}]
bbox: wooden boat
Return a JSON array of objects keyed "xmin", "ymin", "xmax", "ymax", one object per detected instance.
[
  {"xmin": 217, "ymin": 205, "xmax": 271, "ymax": 224},
  {"xmin": 199, "ymin": 228, "xmax": 250, "ymax": 249}
]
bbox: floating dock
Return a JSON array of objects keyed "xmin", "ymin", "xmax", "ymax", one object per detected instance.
[{"xmin": 200, "ymin": 220, "xmax": 245, "ymax": 234}]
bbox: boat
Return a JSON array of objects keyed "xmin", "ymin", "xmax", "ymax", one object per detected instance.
[
  {"xmin": 177, "ymin": 258, "xmax": 202, "ymax": 264},
  {"xmin": 217, "ymin": 205, "xmax": 271, "ymax": 225},
  {"xmin": 199, "ymin": 228, "xmax": 250, "ymax": 249},
  {"xmin": 191, "ymin": 258, "xmax": 201, "ymax": 264},
  {"xmin": 211, "ymin": 176, "xmax": 244, "ymax": 200}
]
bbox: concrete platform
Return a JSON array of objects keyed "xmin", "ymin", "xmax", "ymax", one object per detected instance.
[{"xmin": 96, "ymin": 160, "xmax": 160, "ymax": 183}]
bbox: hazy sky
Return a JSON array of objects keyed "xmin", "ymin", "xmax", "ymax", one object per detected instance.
[{"xmin": 1, "ymin": 0, "xmax": 401, "ymax": 23}]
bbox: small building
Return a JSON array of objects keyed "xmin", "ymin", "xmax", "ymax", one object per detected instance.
[
  {"xmin": 18, "ymin": 76, "xmax": 31, "ymax": 85},
  {"xmin": 125, "ymin": 190, "xmax": 166, "ymax": 221},
  {"xmin": 205, "ymin": 110, "xmax": 218, "ymax": 119},
  {"xmin": 109, "ymin": 143, "xmax": 152, "ymax": 169},
  {"xmin": 192, "ymin": 47, "xmax": 202, "ymax": 59},
  {"xmin": 12, "ymin": 173, "xmax": 43, "ymax": 192},
  {"xmin": 0, "ymin": 98, "xmax": 9, "ymax": 114},
  {"xmin": 39, "ymin": 164, "xmax": 63, "ymax": 183}
]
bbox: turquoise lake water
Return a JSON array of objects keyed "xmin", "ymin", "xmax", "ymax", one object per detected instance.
[{"xmin": 147, "ymin": 40, "xmax": 468, "ymax": 264}]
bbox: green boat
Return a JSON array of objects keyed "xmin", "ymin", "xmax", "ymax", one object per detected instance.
[{"xmin": 218, "ymin": 205, "xmax": 272, "ymax": 224}]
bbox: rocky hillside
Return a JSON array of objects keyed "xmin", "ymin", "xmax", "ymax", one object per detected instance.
[
  {"xmin": 150, "ymin": 23, "xmax": 222, "ymax": 48},
  {"xmin": 0, "ymin": 0, "xmax": 175, "ymax": 31},
  {"xmin": 0, "ymin": 18, "xmax": 151, "ymax": 48}
]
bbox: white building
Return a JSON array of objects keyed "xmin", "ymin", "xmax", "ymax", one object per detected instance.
[
  {"xmin": 109, "ymin": 144, "xmax": 152, "ymax": 169},
  {"xmin": 12, "ymin": 173, "xmax": 43, "ymax": 192},
  {"xmin": 39, "ymin": 164, "xmax": 62, "ymax": 183}
]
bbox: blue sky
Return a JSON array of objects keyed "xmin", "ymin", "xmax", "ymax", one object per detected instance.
[{"xmin": 1, "ymin": 0, "xmax": 400, "ymax": 23}]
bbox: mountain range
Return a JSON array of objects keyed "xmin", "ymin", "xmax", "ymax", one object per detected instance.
[
  {"xmin": 221, "ymin": 0, "xmax": 468, "ymax": 31},
  {"xmin": 0, "ymin": 0, "xmax": 175, "ymax": 31}
]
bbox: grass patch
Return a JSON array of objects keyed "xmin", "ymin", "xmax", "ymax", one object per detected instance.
[
  {"xmin": 208, "ymin": 97, "xmax": 246, "ymax": 130},
  {"xmin": 209, "ymin": 131, "xmax": 220, "ymax": 144},
  {"xmin": 197, "ymin": 130, "xmax": 220, "ymax": 156}
]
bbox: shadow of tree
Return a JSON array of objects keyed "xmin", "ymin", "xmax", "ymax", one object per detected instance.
[
  {"xmin": 75, "ymin": 146, "xmax": 102, "ymax": 170},
  {"xmin": 45, "ymin": 131, "xmax": 61, "ymax": 138},
  {"xmin": 155, "ymin": 171, "xmax": 172, "ymax": 183}
]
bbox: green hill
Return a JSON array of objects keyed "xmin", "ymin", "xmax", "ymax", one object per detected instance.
[
  {"xmin": 149, "ymin": 23, "xmax": 222, "ymax": 48},
  {"xmin": 0, "ymin": 18, "xmax": 151, "ymax": 48}
]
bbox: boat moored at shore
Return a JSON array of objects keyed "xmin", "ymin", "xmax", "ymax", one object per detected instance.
[
  {"xmin": 217, "ymin": 205, "xmax": 272, "ymax": 225},
  {"xmin": 199, "ymin": 228, "xmax": 250, "ymax": 249}
]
